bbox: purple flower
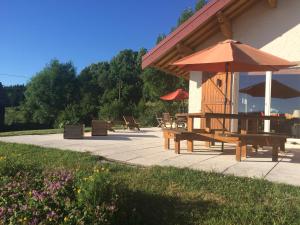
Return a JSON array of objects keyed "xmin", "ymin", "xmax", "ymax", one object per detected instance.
[
  {"xmin": 47, "ymin": 210, "xmax": 58, "ymax": 220},
  {"xmin": 32, "ymin": 190, "xmax": 45, "ymax": 201},
  {"xmin": 0, "ymin": 207, "xmax": 5, "ymax": 217},
  {"xmin": 29, "ymin": 218, "xmax": 39, "ymax": 225},
  {"xmin": 7, "ymin": 208, "xmax": 13, "ymax": 214}
]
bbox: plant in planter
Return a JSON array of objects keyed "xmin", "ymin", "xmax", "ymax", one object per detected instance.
[{"xmin": 56, "ymin": 105, "xmax": 85, "ymax": 139}]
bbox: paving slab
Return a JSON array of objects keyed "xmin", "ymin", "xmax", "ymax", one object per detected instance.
[{"xmin": 1, "ymin": 128, "xmax": 300, "ymax": 186}]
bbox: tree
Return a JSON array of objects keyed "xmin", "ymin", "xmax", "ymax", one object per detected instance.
[
  {"xmin": 177, "ymin": 8, "xmax": 194, "ymax": 26},
  {"xmin": 156, "ymin": 34, "xmax": 167, "ymax": 44},
  {"xmin": 99, "ymin": 49, "xmax": 143, "ymax": 120},
  {"xmin": 195, "ymin": 0, "xmax": 207, "ymax": 11},
  {"xmin": 77, "ymin": 62, "xmax": 110, "ymax": 124},
  {"xmin": 23, "ymin": 60, "xmax": 78, "ymax": 126},
  {"xmin": 3, "ymin": 85, "xmax": 25, "ymax": 107}
]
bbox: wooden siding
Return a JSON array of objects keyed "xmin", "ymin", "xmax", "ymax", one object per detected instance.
[{"xmin": 201, "ymin": 72, "xmax": 232, "ymax": 130}]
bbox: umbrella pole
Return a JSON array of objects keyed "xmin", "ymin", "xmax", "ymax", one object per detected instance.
[{"xmin": 222, "ymin": 63, "xmax": 229, "ymax": 151}]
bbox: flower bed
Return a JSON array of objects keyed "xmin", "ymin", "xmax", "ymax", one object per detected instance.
[{"xmin": 0, "ymin": 158, "xmax": 134, "ymax": 225}]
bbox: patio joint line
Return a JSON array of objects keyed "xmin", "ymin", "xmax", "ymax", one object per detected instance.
[{"xmin": 263, "ymin": 152, "xmax": 286, "ymax": 179}]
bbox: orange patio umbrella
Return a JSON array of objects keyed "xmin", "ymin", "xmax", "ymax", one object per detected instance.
[
  {"xmin": 171, "ymin": 39, "xmax": 296, "ymax": 144},
  {"xmin": 160, "ymin": 88, "xmax": 189, "ymax": 101}
]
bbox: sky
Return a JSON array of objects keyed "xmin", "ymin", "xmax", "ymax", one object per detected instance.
[{"xmin": 0, "ymin": 0, "xmax": 199, "ymax": 86}]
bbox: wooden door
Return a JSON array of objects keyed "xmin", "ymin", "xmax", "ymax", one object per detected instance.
[{"xmin": 201, "ymin": 72, "xmax": 232, "ymax": 130}]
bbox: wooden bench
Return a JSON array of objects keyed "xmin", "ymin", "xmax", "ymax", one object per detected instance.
[{"xmin": 163, "ymin": 129, "xmax": 286, "ymax": 162}]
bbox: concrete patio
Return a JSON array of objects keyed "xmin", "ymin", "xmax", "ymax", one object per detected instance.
[{"xmin": 1, "ymin": 127, "xmax": 300, "ymax": 186}]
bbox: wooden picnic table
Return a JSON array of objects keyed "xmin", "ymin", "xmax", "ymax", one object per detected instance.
[
  {"xmin": 176, "ymin": 112, "xmax": 286, "ymax": 133},
  {"xmin": 175, "ymin": 112, "xmax": 287, "ymax": 155}
]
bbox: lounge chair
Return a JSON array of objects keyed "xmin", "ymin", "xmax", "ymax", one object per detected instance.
[{"xmin": 123, "ymin": 116, "xmax": 140, "ymax": 131}]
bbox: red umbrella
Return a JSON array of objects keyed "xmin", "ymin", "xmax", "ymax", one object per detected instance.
[
  {"xmin": 160, "ymin": 88, "xmax": 189, "ymax": 101},
  {"xmin": 172, "ymin": 39, "xmax": 296, "ymax": 149},
  {"xmin": 240, "ymin": 79, "xmax": 300, "ymax": 99}
]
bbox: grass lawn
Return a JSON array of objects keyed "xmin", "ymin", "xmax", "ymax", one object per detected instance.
[
  {"xmin": 0, "ymin": 127, "xmax": 94, "ymax": 137},
  {"xmin": 0, "ymin": 128, "xmax": 65, "ymax": 137},
  {"xmin": 0, "ymin": 142, "xmax": 300, "ymax": 224}
]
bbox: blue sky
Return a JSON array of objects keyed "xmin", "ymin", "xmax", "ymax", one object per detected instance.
[{"xmin": 0, "ymin": 0, "xmax": 199, "ymax": 86}]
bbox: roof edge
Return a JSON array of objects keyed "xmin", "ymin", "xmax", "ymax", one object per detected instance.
[{"xmin": 142, "ymin": 0, "xmax": 233, "ymax": 69}]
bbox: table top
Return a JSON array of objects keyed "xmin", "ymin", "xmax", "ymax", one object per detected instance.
[{"xmin": 176, "ymin": 112, "xmax": 287, "ymax": 120}]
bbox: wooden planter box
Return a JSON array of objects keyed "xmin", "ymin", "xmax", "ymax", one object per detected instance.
[
  {"xmin": 64, "ymin": 124, "xmax": 84, "ymax": 139},
  {"xmin": 91, "ymin": 120, "xmax": 108, "ymax": 136}
]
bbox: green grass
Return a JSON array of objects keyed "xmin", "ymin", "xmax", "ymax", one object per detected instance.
[
  {"xmin": 0, "ymin": 128, "xmax": 64, "ymax": 137},
  {"xmin": 0, "ymin": 141, "xmax": 300, "ymax": 224}
]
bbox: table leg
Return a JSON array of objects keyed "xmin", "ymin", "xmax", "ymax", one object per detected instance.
[
  {"xmin": 241, "ymin": 144, "xmax": 247, "ymax": 159},
  {"xmin": 164, "ymin": 138, "xmax": 170, "ymax": 150},
  {"xmin": 236, "ymin": 142, "xmax": 242, "ymax": 162},
  {"xmin": 280, "ymin": 142, "xmax": 285, "ymax": 152},
  {"xmin": 175, "ymin": 139, "xmax": 180, "ymax": 154},
  {"xmin": 272, "ymin": 145, "xmax": 279, "ymax": 162},
  {"xmin": 187, "ymin": 140, "xmax": 193, "ymax": 152}
]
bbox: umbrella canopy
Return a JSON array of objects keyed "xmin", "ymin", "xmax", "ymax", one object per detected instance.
[
  {"xmin": 172, "ymin": 40, "xmax": 296, "ymax": 72},
  {"xmin": 160, "ymin": 88, "xmax": 189, "ymax": 101},
  {"xmin": 240, "ymin": 79, "xmax": 300, "ymax": 99}
]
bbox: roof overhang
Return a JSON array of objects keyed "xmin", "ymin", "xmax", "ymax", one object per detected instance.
[{"xmin": 142, "ymin": 0, "xmax": 262, "ymax": 79}]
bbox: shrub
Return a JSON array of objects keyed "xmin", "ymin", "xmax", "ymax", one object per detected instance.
[{"xmin": 55, "ymin": 104, "xmax": 83, "ymax": 128}]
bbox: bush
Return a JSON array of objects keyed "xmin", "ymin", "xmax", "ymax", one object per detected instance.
[{"xmin": 55, "ymin": 104, "xmax": 83, "ymax": 128}]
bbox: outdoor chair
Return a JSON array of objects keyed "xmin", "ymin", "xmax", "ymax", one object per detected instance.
[
  {"xmin": 123, "ymin": 116, "xmax": 140, "ymax": 131},
  {"xmin": 162, "ymin": 113, "xmax": 174, "ymax": 128},
  {"xmin": 156, "ymin": 113, "xmax": 164, "ymax": 128},
  {"xmin": 175, "ymin": 116, "xmax": 187, "ymax": 129}
]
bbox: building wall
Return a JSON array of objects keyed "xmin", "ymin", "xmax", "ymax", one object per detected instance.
[{"xmin": 233, "ymin": 0, "xmax": 300, "ymax": 62}]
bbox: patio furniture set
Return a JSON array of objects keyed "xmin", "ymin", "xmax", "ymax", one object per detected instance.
[
  {"xmin": 163, "ymin": 112, "xmax": 288, "ymax": 162},
  {"xmin": 63, "ymin": 116, "xmax": 140, "ymax": 139},
  {"xmin": 156, "ymin": 112, "xmax": 187, "ymax": 129}
]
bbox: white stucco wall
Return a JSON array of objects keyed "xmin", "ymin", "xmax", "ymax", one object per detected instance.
[
  {"xmin": 233, "ymin": 0, "xmax": 300, "ymax": 62},
  {"xmin": 189, "ymin": 71, "xmax": 202, "ymax": 128}
]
